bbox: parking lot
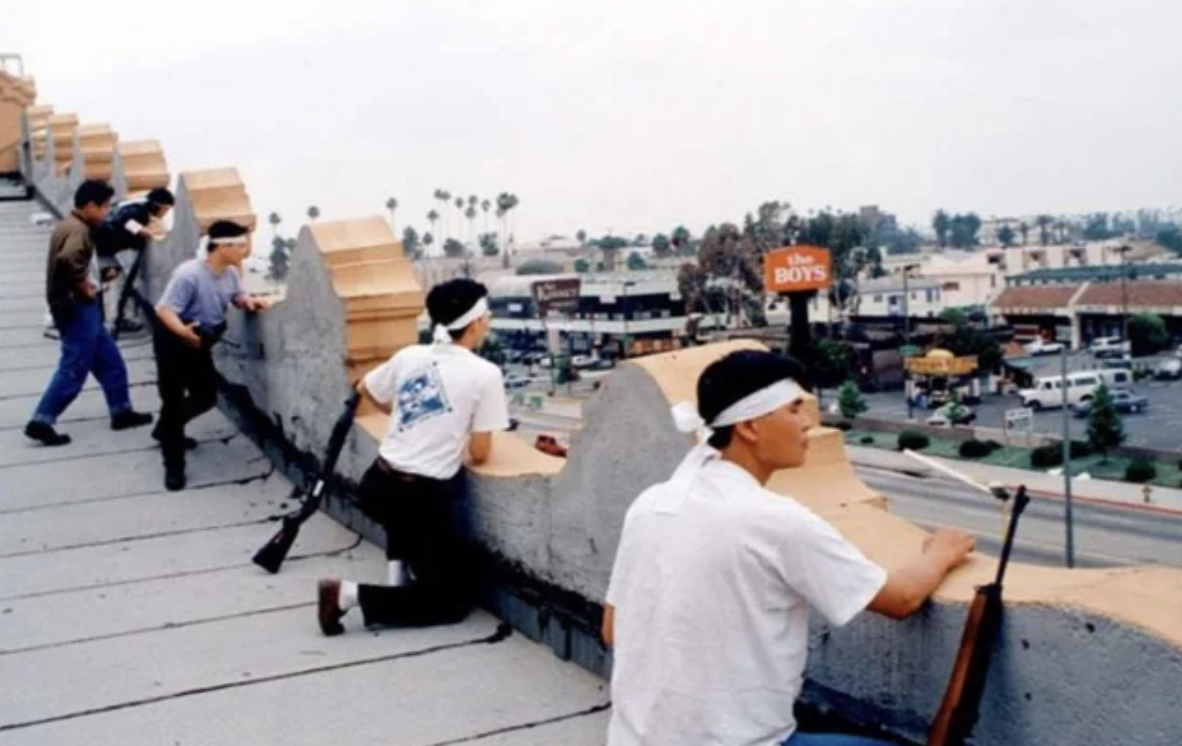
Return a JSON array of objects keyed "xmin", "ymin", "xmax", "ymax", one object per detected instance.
[{"xmin": 859, "ymin": 353, "xmax": 1182, "ymax": 453}]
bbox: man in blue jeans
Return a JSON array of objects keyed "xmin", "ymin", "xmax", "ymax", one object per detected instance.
[{"xmin": 25, "ymin": 180, "xmax": 153, "ymax": 447}]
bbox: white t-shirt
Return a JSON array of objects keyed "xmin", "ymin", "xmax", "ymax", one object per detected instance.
[
  {"xmin": 363, "ymin": 343, "xmax": 510, "ymax": 480},
  {"xmin": 605, "ymin": 459, "xmax": 887, "ymax": 746}
]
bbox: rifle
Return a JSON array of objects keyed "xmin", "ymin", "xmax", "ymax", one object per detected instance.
[
  {"xmin": 252, "ymin": 390, "xmax": 362, "ymax": 573},
  {"xmin": 903, "ymin": 450, "xmax": 1032, "ymax": 746}
]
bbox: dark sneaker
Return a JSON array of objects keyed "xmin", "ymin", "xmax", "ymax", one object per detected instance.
[
  {"xmin": 164, "ymin": 465, "xmax": 187, "ymax": 492},
  {"xmin": 151, "ymin": 428, "xmax": 198, "ymax": 451},
  {"xmin": 24, "ymin": 421, "xmax": 71, "ymax": 447},
  {"xmin": 317, "ymin": 579, "xmax": 346, "ymax": 637},
  {"xmin": 111, "ymin": 410, "xmax": 153, "ymax": 431}
]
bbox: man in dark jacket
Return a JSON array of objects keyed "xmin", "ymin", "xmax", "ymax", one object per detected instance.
[
  {"xmin": 95, "ymin": 186, "xmax": 174, "ymax": 334},
  {"xmin": 25, "ymin": 179, "xmax": 153, "ymax": 447}
]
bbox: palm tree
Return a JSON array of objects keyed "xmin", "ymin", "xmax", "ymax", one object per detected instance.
[
  {"xmin": 453, "ymin": 197, "xmax": 464, "ymax": 245},
  {"xmin": 427, "ymin": 209, "xmax": 440, "ymax": 247},
  {"xmin": 384, "ymin": 197, "xmax": 398, "ymax": 233},
  {"xmin": 268, "ymin": 212, "xmax": 281, "ymax": 240},
  {"xmin": 1036, "ymin": 215, "xmax": 1053, "ymax": 246},
  {"xmin": 481, "ymin": 199, "xmax": 491, "ymax": 234},
  {"xmin": 496, "ymin": 193, "xmax": 520, "ymax": 255},
  {"xmin": 465, "ymin": 205, "xmax": 477, "ymax": 245},
  {"xmin": 434, "ymin": 190, "xmax": 451, "ymax": 240},
  {"xmin": 1054, "ymin": 220, "xmax": 1068, "ymax": 245},
  {"xmin": 307, "ymin": 205, "xmax": 320, "ymax": 222},
  {"xmin": 1018, "ymin": 220, "xmax": 1030, "ymax": 246},
  {"xmin": 577, "ymin": 229, "xmax": 587, "ymax": 246}
]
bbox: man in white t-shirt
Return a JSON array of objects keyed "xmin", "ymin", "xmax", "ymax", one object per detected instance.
[
  {"xmin": 317, "ymin": 278, "xmax": 510, "ymax": 635},
  {"xmin": 603, "ymin": 350, "xmax": 975, "ymax": 746}
]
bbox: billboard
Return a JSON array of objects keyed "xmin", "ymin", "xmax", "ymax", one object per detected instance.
[
  {"xmin": 764, "ymin": 246, "xmax": 832, "ymax": 293},
  {"xmin": 532, "ymin": 278, "xmax": 582, "ymax": 313}
]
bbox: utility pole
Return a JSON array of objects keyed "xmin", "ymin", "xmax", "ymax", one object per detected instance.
[
  {"xmin": 902, "ymin": 264, "xmax": 920, "ymax": 420},
  {"xmin": 1060, "ymin": 344, "xmax": 1075, "ymax": 568},
  {"xmin": 1119, "ymin": 244, "xmax": 1131, "ymax": 343}
]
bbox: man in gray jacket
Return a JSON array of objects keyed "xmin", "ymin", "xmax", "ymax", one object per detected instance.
[{"xmin": 26, "ymin": 179, "xmax": 153, "ymax": 446}]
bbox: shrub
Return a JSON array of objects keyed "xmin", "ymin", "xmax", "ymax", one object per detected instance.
[
  {"xmin": 1031, "ymin": 444, "xmax": 1064, "ymax": 468},
  {"xmin": 985, "ymin": 440, "xmax": 1004, "ymax": 452},
  {"xmin": 897, "ymin": 430, "xmax": 930, "ymax": 451},
  {"xmin": 959, "ymin": 439, "xmax": 993, "ymax": 459},
  {"xmin": 1125, "ymin": 458, "xmax": 1157, "ymax": 484},
  {"xmin": 860, "ymin": 436, "xmax": 875, "ymax": 445}
]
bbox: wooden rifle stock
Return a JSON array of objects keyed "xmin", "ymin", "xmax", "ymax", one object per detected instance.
[{"xmin": 927, "ymin": 486, "xmax": 1030, "ymax": 746}]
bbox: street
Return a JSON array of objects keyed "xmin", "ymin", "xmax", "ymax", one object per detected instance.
[
  {"xmin": 858, "ymin": 466, "xmax": 1182, "ymax": 569},
  {"xmin": 860, "ymin": 353, "xmax": 1182, "ymax": 452}
]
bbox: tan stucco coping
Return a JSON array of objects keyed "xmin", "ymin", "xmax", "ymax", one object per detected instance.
[
  {"xmin": 0, "ymin": 71, "xmax": 36, "ymax": 107},
  {"xmin": 828, "ymin": 501, "xmax": 1182, "ymax": 646}
]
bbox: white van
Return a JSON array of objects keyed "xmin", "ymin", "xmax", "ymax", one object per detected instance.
[{"xmin": 1019, "ymin": 371, "xmax": 1120, "ymax": 409}]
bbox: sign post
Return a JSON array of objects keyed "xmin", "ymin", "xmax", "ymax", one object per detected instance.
[
  {"xmin": 764, "ymin": 246, "xmax": 833, "ymax": 368},
  {"xmin": 532, "ymin": 278, "xmax": 582, "ymax": 397}
]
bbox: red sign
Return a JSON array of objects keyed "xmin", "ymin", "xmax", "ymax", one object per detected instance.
[{"xmin": 764, "ymin": 246, "xmax": 832, "ymax": 293}]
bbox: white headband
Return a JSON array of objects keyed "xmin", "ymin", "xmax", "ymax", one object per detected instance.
[
  {"xmin": 657, "ymin": 379, "xmax": 805, "ymax": 513},
  {"xmin": 210, "ymin": 236, "xmax": 249, "ymax": 246},
  {"xmin": 432, "ymin": 297, "xmax": 490, "ymax": 344}
]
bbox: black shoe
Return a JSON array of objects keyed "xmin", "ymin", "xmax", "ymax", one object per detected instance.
[
  {"xmin": 112, "ymin": 410, "xmax": 154, "ymax": 431},
  {"xmin": 317, "ymin": 579, "xmax": 346, "ymax": 637},
  {"xmin": 24, "ymin": 421, "xmax": 71, "ymax": 447},
  {"xmin": 115, "ymin": 318, "xmax": 144, "ymax": 333},
  {"xmin": 164, "ymin": 466, "xmax": 187, "ymax": 492},
  {"xmin": 151, "ymin": 428, "xmax": 198, "ymax": 451}
]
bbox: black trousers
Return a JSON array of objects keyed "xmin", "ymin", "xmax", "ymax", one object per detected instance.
[
  {"xmin": 152, "ymin": 329, "xmax": 218, "ymax": 468},
  {"xmin": 354, "ymin": 459, "xmax": 473, "ymax": 628}
]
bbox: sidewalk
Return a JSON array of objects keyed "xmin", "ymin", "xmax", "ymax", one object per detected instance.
[{"xmin": 847, "ymin": 444, "xmax": 1182, "ymax": 515}]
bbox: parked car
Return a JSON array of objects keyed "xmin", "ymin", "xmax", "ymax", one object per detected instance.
[
  {"xmin": 1071, "ymin": 389, "xmax": 1149, "ymax": 417},
  {"xmin": 504, "ymin": 373, "xmax": 532, "ymax": 389},
  {"xmin": 1088, "ymin": 336, "xmax": 1131, "ymax": 359},
  {"xmin": 1020, "ymin": 371, "xmax": 1123, "ymax": 409},
  {"xmin": 1024, "ymin": 338, "xmax": 1065, "ymax": 356},
  {"xmin": 926, "ymin": 404, "xmax": 977, "ymax": 427},
  {"xmin": 571, "ymin": 354, "xmax": 599, "ymax": 369},
  {"xmin": 1156, "ymin": 358, "xmax": 1182, "ymax": 381}
]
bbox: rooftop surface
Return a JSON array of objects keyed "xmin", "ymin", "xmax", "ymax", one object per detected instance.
[{"xmin": 0, "ymin": 199, "xmax": 609, "ymax": 745}]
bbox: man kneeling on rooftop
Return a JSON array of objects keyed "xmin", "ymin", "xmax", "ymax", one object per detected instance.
[
  {"xmin": 602, "ymin": 350, "xmax": 975, "ymax": 746},
  {"xmin": 317, "ymin": 278, "xmax": 510, "ymax": 636}
]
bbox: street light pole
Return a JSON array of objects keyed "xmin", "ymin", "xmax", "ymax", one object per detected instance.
[
  {"xmin": 902, "ymin": 264, "xmax": 919, "ymax": 420},
  {"xmin": 1060, "ymin": 345, "xmax": 1075, "ymax": 568},
  {"xmin": 1119, "ymin": 245, "xmax": 1131, "ymax": 343}
]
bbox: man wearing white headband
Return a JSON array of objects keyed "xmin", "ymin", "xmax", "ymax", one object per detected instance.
[
  {"xmin": 603, "ymin": 350, "xmax": 975, "ymax": 746},
  {"xmin": 318, "ymin": 278, "xmax": 510, "ymax": 636},
  {"xmin": 153, "ymin": 220, "xmax": 270, "ymax": 491}
]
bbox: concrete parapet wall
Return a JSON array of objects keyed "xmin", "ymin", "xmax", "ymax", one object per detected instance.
[
  {"xmin": 0, "ymin": 71, "xmax": 36, "ymax": 172},
  {"xmin": 117, "ymin": 139, "xmax": 169, "ymax": 195},
  {"xmin": 77, "ymin": 122, "xmax": 118, "ymax": 181}
]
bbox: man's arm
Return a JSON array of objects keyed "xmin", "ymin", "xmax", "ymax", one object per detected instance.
[
  {"xmin": 233, "ymin": 295, "xmax": 271, "ymax": 312},
  {"xmin": 468, "ymin": 369, "xmax": 510, "ymax": 466},
  {"xmin": 867, "ymin": 529, "xmax": 975, "ymax": 620},
  {"xmin": 154, "ymin": 305, "xmax": 202, "ymax": 348},
  {"xmin": 602, "ymin": 603, "xmax": 615, "ymax": 648},
  {"xmin": 468, "ymin": 432, "xmax": 493, "ymax": 465},
  {"xmin": 58, "ymin": 227, "xmax": 95, "ymax": 300},
  {"xmin": 356, "ymin": 377, "xmax": 392, "ymax": 416}
]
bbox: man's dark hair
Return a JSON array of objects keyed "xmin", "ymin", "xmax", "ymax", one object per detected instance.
[
  {"xmin": 146, "ymin": 187, "xmax": 175, "ymax": 213},
  {"xmin": 206, "ymin": 220, "xmax": 249, "ymax": 252},
  {"xmin": 426, "ymin": 278, "xmax": 489, "ymax": 340},
  {"xmin": 697, "ymin": 350, "xmax": 809, "ymax": 449},
  {"xmin": 74, "ymin": 179, "xmax": 115, "ymax": 209}
]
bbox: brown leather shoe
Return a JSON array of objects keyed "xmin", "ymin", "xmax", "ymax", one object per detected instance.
[{"xmin": 317, "ymin": 579, "xmax": 346, "ymax": 636}]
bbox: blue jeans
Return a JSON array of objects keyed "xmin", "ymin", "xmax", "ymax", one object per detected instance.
[
  {"xmin": 785, "ymin": 732, "xmax": 894, "ymax": 746},
  {"xmin": 32, "ymin": 300, "xmax": 131, "ymax": 425}
]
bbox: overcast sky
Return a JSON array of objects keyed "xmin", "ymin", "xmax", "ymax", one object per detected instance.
[{"xmin": 6, "ymin": 0, "xmax": 1181, "ymax": 242}]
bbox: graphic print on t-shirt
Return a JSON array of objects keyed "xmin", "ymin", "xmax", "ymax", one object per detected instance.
[{"xmin": 396, "ymin": 362, "xmax": 452, "ymax": 432}]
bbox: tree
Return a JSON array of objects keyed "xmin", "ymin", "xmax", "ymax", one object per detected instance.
[
  {"xmin": 479, "ymin": 335, "xmax": 508, "ymax": 367},
  {"xmin": 837, "ymin": 380, "xmax": 868, "ymax": 422},
  {"xmin": 948, "ymin": 213, "xmax": 982, "ymax": 249},
  {"xmin": 997, "ymin": 224, "xmax": 1017, "ymax": 248},
  {"xmin": 626, "ymin": 251, "xmax": 647, "ymax": 271},
  {"xmin": 427, "ymin": 209, "xmax": 440, "ymax": 242},
  {"xmin": 1156, "ymin": 226, "xmax": 1182, "ymax": 253},
  {"xmin": 402, "ymin": 226, "xmax": 420, "ymax": 259},
  {"xmin": 479, "ymin": 232, "xmax": 499, "ymax": 256},
  {"xmin": 1036, "ymin": 215, "xmax": 1053, "ymax": 246},
  {"xmin": 574, "ymin": 258, "xmax": 591, "ymax": 273},
  {"xmin": 1086, "ymin": 384, "xmax": 1125, "ymax": 463},
  {"xmin": 496, "ymin": 193, "xmax": 520, "ymax": 255},
  {"xmin": 1054, "ymin": 220, "xmax": 1069, "ymax": 244},
  {"xmin": 434, "ymin": 189, "xmax": 451, "ymax": 240},
  {"xmin": 1128, "ymin": 313, "xmax": 1169, "ymax": 356},
  {"xmin": 268, "ymin": 212, "xmax": 281, "ymax": 239},
  {"xmin": 812, "ymin": 338, "xmax": 855, "ymax": 390},
  {"xmin": 939, "ymin": 308, "xmax": 969, "ymax": 327},
  {"xmin": 422, "ymin": 232, "xmax": 434, "ymax": 255},
  {"xmin": 307, "ymin": 205, "xmax": 320, "ymax": 222},
  {"xmin": 672, "ymin": 225, "xmax": 693, "ymax": 255},
  {"xmin": 932, "ymin": 210, "xmax": 951, "ymax": 249},
  {"xmin": 596, "ymin": 234, "xmax": 629, "ymax": 272},
  {"xmin": 465, "ymin": 205, "xmax": 478, "ymax": 242},
  {"xmin": 442, "ymin": 237, "xmax": 465, "ymax": 258},
  {"xmin": 651, "ymin": 233, "xmax": 672, "ymax": 258},
  {"xmin": 881, "ymin": 226, "xmax": 923, "ymax": 255},
  {"xmin": 481, "ymin": 199, "xmax": 492, "ymax": 233},
  {"xmin": 576, "ymin": 229, "xmax": 587, "ymax": 246},
  {"xmin": 1083, "ymin": 213, "xmax": 1112, "ymax": 241},
  {"xmin": 268, "ymin": 235, "xmax": 290, "ymax": 284},
  {"xmin": 385, "ymin": 197, "xmax": 398, "ymax": 233},
  {"xmin": 1018, "ymin": 221, "xmax": 1030, "ymax": 246},
  {"xmin": 937, "ymin": 312, "xmax": 1003, "ymax": 372}
]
